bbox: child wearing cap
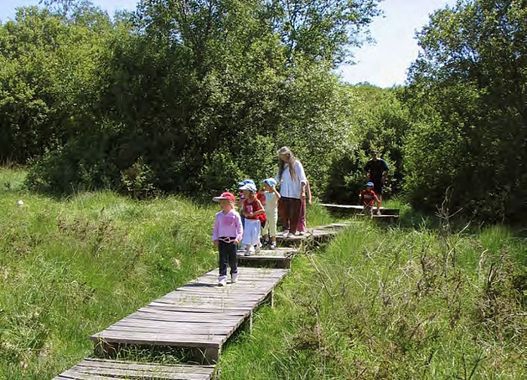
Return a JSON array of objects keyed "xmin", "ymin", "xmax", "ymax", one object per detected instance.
[
  {"xmin": 240, "ymin": 182, "xmax": 266, "ymax": 255},
  {"xmin": 261, "ymin": 178, "xmax": 281, "ymax": 249},
  {"xmin": 360, "ymin": 182, "xmax": 381, "ymax": 218},
  {"xmin": 212, "ymin": 192, "xmax": 243, "ymax": 286},
  {"xmin": 237, "ymin": 179, "xmax": 256, "ymax": 229}
]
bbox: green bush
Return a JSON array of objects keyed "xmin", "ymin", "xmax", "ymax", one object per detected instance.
[
  {"xmin": 25, "ymin": 125, "xmax": 121, "ymax": 194},
  {"xmin": 404, "ymin": 0, "xmax": 527, "ymax": 222}
]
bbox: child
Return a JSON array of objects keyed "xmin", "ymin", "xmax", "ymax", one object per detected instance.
[
  {"xmin": 261, "ymin": 178, "xmax": 281, "ymax": 249},
  {"xmin": 212, "ymin": 192, "xmax": 243, "ymax": 286},
  {"xmin": 240, "ymin": 182, "xmax": 266, "ymax": 255},
  {"xmin": 360, "ymin": 182, "xmax": 381, "ymax": 218},
  {"xmin": 237, "ymin": 179, "xmax": 256, "ymax": 228},
  {"xmin": 297, "ymin": 179, "xmax": 312, "ymax": 235},
  {"xmin": 257, "ymin": 186, "xmax": 267, "ymax": 207}
]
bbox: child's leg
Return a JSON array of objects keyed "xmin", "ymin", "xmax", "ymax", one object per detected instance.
[
  {"xmin": 261, "ymin": 218, "xmax": 269, "ymax": 244},
  {"xmin": 243, "ymin": 220, "xmax": 259, "ymax": 255},
  {"xmin": 227, "ymin": 242, "xmax": 238, "ymax": 275},
  {"xmin": 218, "ymin": 241, "xmax": 228, "ymax": 282},
  {"xmin": 269, "ymin": 210, "xmax": 277, "ymax": 244}
]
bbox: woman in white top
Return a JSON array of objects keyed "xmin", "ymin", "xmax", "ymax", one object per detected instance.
[{"xmin": 276, "ymin": 146, "xmax": 307, "ymax": 237}]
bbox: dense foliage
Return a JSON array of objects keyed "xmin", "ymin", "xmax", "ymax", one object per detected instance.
[
  {"xmin": 404, "ymin": 0, "xmax": 527, "ymax": 222},
  {"xmin": 325, "ymin": 84, "xmax": 409, "ymax": 203},
  {"xmin": 2, "ymin": 0, "xmax": 527, "ymax": 222},
  {"xmin": 0, "ymin": 5, "xmax": 120, "ymax": 162},
  {"xmin": 0, "ymin": 0, "xmax": 383, "ymax": 198}
]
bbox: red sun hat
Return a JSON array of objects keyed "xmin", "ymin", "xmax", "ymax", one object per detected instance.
[{"xmin": 213, "ymin": 191, "xmax": 236, "ymax": 202}]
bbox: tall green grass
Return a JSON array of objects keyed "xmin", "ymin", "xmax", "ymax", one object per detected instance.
[
  {"xmin": 0, "ymin": 169, "xmax": 219, "ymax": 379},
  {"xmin": 0, "ymin": 168, "xmax": 338, "ymax": 379},
  {"xmin": 2, "ymin": 167, "xmax": 524, "ymax": 379},
  {"xmin": 219, "ymin": 221, "xmax": 526, "ymax": 379}
]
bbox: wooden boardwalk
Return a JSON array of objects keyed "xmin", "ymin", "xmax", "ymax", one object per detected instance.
[
  {"xmin": 55, "ymin": 223, "xmax": 349, "ymax": 378},
  {"xmin": 320, "ymin": 203, "xmax": 400, "ymax": 215},
  {"xmin": 90, "ymin": 267, "xmax": 289, "ymax": 363},
  {"xmin": 54, "ymin": 358, "xmax": 215, "ymax": 379},
  {"xmin": 237, "ymin": 247, "xmax": 297, "ymax": 268}
]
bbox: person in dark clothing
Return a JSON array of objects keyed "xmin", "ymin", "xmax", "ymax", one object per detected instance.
[{"xmin": 364, "ymin": 151, "xmax": 389, "ymax": 199}]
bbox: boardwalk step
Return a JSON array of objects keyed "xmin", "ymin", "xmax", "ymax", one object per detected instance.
[
  {"xmin": 237, "ymin": 247, "xmax": 297, "ymax": 268},
  {"xmin": 276, "ymin": 223, "xmax": 350, "ymax": 246},
  {"xmin": 91, "ymin": 267, "xmax": 289, "ymax": 363},
  {"xmin": 54, "ymin": 358, "xmax": 215, "ymax": 379}
]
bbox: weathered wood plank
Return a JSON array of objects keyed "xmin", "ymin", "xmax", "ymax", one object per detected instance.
[
  {"xmin": 54, "ymin": 358, "xmax": 214, "ymax": 380},
  {"xmin": 81, "ymin": 358, "xmax": 214, "ymax": 373},
  {"xmin": 320, "ymin": 203, "xmax": 400, "ymax": 215},
  {"xmin": 92, "ymin": 331, "xmax": 224, "ymax": 347}
]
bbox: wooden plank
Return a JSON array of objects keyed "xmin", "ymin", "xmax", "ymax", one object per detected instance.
[
  {"xmin": 125, "ymin": 315, "xmax": 240, "ymax": 326},
  {"xmin": 137, "ymin": 306, "xmax": 248, "ymax": 317},
  {"xmin": 56, "ymin": 370, "xmax": 117, "ymax": 380},
  {"xmin": 92, "ymin": 331, "xmax": 223, "ymax": 347},
  {"xmin": 320, "ymin": 203, "xmax": 400, "ymax": 215},
  {"xmin": 105, "ymin": 324, "xmax": 231, "ymax": 335},
  {"xmin": 129, "ymin": 310, "xmax": 244, "ymax": 322},
  {"xmin": 237, "ymin": 250, "xmax": 293, "ymax": 268},
  {"xmin": 55, "ymin": 358, "xmax": 214, "ymax": 380},
  {"xmin": 68, "ymin": 366, "xmax": 209, "ymax": 380},
  {"xmin": 82, "ymin": 358, "xmax": 214, "ymax": 374},
  {"xmin": 74, "ymin": 363, "xmax": 211, "ymax": 379}
]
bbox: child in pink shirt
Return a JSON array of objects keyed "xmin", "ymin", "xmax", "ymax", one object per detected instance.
[{"xmin": 212, "ymin": 192, "xmax": 243, "ymax": 286}]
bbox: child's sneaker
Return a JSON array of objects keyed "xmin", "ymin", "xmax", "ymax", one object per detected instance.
[
  {"xmin": 255, "ymin": 242, "xmax": 262, "ymax": 254},
  {"xmin": 231, "ymin": 272, "xmax": 239, "ymax": 283},
  {"xmin": 244, "ymin": 245, "xmax": 254, "ymax": 256},
  {"xmin": 270, "ymin": 242, "xmax": 276, "ymax": 250},
  {"xmin": 218, "ymin": 276, "xmax": 227, "ymax": 287},
  {"xmin": 282, "ymin": 229, "xmax": 289, "ymax": 236}
]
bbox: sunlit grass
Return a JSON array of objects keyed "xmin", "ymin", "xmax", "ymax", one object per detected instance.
[
  {"xmin": 0, "ymin": 169, "xmax": 218, "ymax": 379},
  {"xmin": 1, "ymin": 168, "xmax": 524, "ymax": 379},
  {"xmin": 219, "ymin": 221, "xmax": 527, "ymax": 379}
]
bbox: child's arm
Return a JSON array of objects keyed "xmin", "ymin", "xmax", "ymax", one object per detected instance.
[
  {"xmin": 235, "ymin": 213, "xmax": 243, "ymax": 244},
  {"xmin": 251, "ymin": 199, "xmax": 265, "ymax": 216},
  {"xmin": 272, "ymin": 186, "xmax": 281, "ymax": 199},
  {"xmin": 212, "ymin": 215, "xmax": 219, "ymax": 246}
]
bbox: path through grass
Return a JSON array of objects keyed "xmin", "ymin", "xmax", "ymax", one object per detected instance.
[{"xmin": 0, "ymin": 168, "xmax": 334, "ymax": 378}]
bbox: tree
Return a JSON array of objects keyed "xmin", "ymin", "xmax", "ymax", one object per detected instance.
[
  {"xmin": 404, "ymin": 0, "xmax": 527, "ymax": 221},
  {"xmin": 25, "ymin": 0, "xmax": 382, "ymax": 196},
  {"xmin": 0, "ymin": 4, "xmax": 118, "ymax": 163}
]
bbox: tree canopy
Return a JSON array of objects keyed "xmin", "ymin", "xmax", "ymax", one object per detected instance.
[
  {"xmin": 2, "ymin": 0, "xmax": 526, "ymax": 222},
  {"xmin": 404, "ymin": 0, "xmax": 527, "ymax": 221}
]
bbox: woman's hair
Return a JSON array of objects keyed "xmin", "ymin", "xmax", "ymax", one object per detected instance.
[{"xmin": 277, "ymin": 146, "xmax": 297, "ymax": 181}]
